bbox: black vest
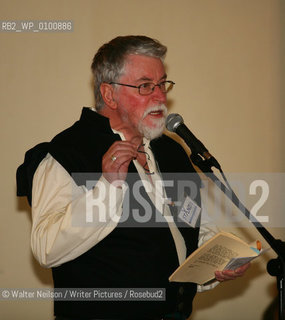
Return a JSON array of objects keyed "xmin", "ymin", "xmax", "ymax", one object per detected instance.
[{"xmin": 17, "ymin": 108, "xmax": 201, "ymax": 319}]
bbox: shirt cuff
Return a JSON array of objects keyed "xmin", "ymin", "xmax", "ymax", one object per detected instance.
[{"xmin": 197, "ymin": 280, "xmax": 220, "ymax": 292}]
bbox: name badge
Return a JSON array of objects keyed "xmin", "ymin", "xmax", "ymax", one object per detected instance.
[{"xmin": 178, "ymin": 196, "xmax": 201, "ymax": 228}]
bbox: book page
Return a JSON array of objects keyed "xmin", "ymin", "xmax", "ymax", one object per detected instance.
[{"xmin": 169, "ymin": 232, "xmax": 258, "ymax": 284}]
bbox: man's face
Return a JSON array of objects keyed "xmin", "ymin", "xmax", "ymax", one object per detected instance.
[{"xmin": 114, "ymin": 54, "xmax": 168, "ymax": 140}]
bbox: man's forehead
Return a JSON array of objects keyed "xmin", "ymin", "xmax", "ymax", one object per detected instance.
[{"xmin": 122, "ymin": 54, "xmax": 166, "ymax": 80}]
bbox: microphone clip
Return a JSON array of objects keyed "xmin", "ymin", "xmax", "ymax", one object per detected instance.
[{"xmin": 190, "ymin": 150, "xmax": 221, "ymax": 173}]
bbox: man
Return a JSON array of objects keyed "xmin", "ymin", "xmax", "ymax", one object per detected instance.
[{"xmin": 17, "ymin": 35, "xmax": 250, "ymax": 320}]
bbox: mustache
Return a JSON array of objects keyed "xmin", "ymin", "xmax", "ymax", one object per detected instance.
[{"xmin": 142, "ymin": 104, "xmax": 167, "ymax": 119}]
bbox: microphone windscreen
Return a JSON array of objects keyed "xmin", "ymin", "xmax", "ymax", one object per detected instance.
[{"xmin": 166, "ymin": 113, "xmax": 184, "ymax": 132}]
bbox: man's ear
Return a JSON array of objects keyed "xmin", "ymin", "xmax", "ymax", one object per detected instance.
[{"xmin": 100, "ymin": 83, "xmax": 117, "ymax": 109}]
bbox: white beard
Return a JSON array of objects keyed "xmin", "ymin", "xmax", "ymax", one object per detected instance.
[{"xmin": 138, "ymin": 104, "xmax": 167, "ymax": 140}]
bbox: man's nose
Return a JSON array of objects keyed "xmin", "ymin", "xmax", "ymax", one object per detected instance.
[{"xmin": 152, "ymin": 85, "xmax": 167, "ymax": 103}]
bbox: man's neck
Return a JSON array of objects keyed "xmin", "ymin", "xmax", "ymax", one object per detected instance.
[{"xmin": 99, "ymin": 108, "xmax": 143, "ymax": 146}]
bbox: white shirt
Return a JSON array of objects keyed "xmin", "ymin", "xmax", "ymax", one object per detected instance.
[{"xmin": 31, "ymin": 125, "xmax": 218, "ymax": 291}]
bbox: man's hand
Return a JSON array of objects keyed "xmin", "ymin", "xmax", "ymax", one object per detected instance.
[
  {"xmin": 102, "ymin": 141, "xmax": 138, "ymax": 186},
  {"xmin": 214, "ymin": 262, "xmax": 251, "ymax": 282}
]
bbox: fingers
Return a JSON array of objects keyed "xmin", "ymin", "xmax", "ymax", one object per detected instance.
[
  {"xmin": 235, "ymin": 262, "xmax": 251, "ymax": 274},
  {"xmin": 102, "ymin": 141, "xmax": 138, "ymax": 184},
  {"xmin": 215, "ymin": 262, "xmax": 251, "ymax": 282},
  {"xmin": 103, "ymin": 141, "xmax": 138, "ymax": 169},
  {"xmin": 215, "ymin": 270, "xmax": 238, "ymax": 282}
]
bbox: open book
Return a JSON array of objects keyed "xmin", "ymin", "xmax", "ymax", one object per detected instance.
[{"xmin": 169, "ymin": 231, "xmax": 268, "ymax": 285}]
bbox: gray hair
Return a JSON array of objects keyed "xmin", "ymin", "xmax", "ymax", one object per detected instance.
[{"xmin": 91, "ymin": 35, "xmax": 167, "ymax": 111}]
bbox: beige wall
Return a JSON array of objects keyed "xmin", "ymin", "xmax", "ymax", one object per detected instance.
[{"xmin": 0, "ymin": 0, "xmax": 284, "ymax": 319}]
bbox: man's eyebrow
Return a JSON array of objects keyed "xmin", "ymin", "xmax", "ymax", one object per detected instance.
[
  {"xmin": 136, "ymin": 74, "xmax": 167, "ymax": 82},
  {"xmin": 160, "ymin": 74, "xmax": 167, "ymax": 80}
]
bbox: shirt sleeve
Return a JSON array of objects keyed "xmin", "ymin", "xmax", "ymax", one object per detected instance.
[{"xmin": 31, "ymin": 153, "xmax": 126, "ymax": 268}]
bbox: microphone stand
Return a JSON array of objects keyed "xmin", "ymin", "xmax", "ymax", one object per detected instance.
[{"xmin": 190, "ymin": 152, "xmax": 285, "ymax": 320}]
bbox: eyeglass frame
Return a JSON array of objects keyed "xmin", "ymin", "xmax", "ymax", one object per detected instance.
[{"xmin": 108, "ymin": 80, "xmax": 175, "ymax": 96}]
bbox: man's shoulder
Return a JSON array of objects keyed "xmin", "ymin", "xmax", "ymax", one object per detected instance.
[
  {"xmin": 50, "ymin": 107, "xmax": 114, "ymax": 146},
  {"xmin": 151, "ymin": 134, "xmax": 187, "ymax": 153},
  {"xmin": 49, "ymin": 120, "xmax": 81, "ymax": 145},
  {"xmin": 150, "ymin": 134, "xmax": 196, "ymax": 171}
]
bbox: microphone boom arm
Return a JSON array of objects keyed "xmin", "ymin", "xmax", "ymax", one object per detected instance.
[{"xmin": 165, "ymin": 113, "xmax": 285, "ymax": 319}]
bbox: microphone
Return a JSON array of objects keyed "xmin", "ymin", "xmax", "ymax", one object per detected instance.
[{"xmin": 166, "ymin": 113, "xmax": 221, "ymax": 170}]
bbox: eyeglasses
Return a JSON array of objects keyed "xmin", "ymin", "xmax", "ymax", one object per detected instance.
[
  {"xmin": 108, "ymin": 80, "xmax": 175, "ymax": 96},
  {"xmin": 137, "ymin": 143, "xmax": 154, "ymax": 175}
]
